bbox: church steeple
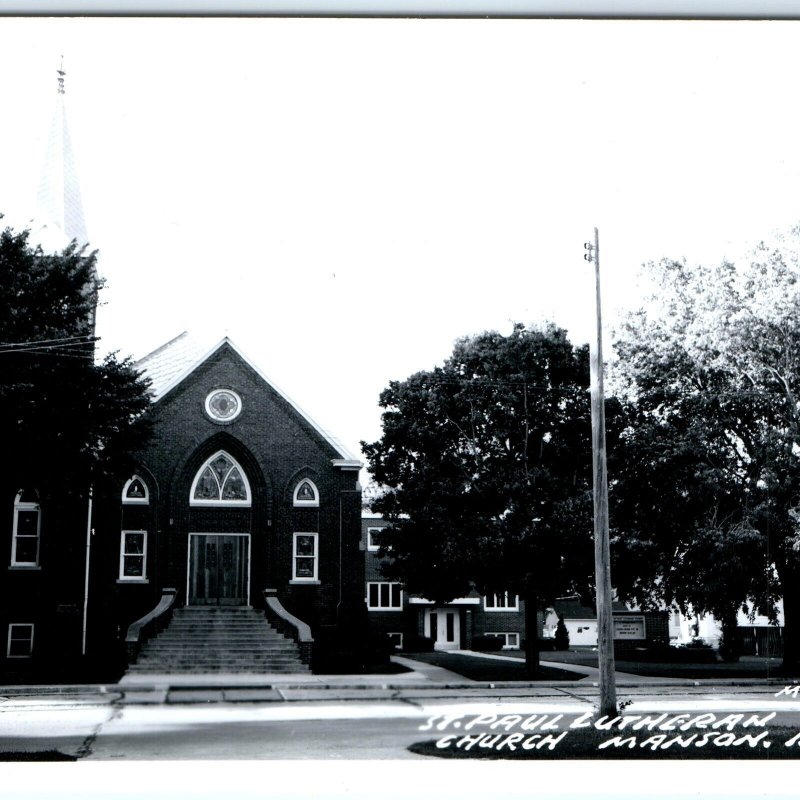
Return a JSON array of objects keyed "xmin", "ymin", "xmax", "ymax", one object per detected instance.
[{"xmin": 34, "ymin": 58, "xmax": 89, "ymax": 252}]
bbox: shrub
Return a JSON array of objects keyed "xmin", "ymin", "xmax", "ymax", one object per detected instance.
[
  {"xmin": 615, "ymin": 641, "xmax": 718, "ymax": 663},
  {"xmin": 472, "ymin": 635, "xmax": 504, "ymax": 651},
  {"xmin": 554, "ymin": 616, "xmax": 570, "ymax": 650},
  {"xmin": 312, "ymin": 626, "xmax": 394, "ymax": 673},
  {"xmin": 717, "ymin": 628, "xmax": 742, "ymax": 662},
  {"xmin": 402, "ymin": 634, "xmax": 435, "ymax": 653}
]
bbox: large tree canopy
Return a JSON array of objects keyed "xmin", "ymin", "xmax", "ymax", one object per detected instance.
[
  {"xmin": 611, "ymin": 229, "xmax": 800, "ymax": 666},
  {"xmin": 0, "ymin": 222, "xmax": 152, "ymax": 502},
  {"xmin": 363, "ymin": 324, "xmax": 616, "ymax": 630}
]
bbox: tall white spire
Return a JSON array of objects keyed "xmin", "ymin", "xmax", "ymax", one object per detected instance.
[{"xmin": 33, "ymin": 58, "xmax": 89, "ymax": 252}]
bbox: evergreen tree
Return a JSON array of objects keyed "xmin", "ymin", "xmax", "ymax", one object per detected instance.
[{"xmin": 554, "ymin": 614, "xmax": 570, "ymax": 651}]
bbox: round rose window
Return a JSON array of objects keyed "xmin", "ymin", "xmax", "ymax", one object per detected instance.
[{"xmin": 205, "ymin": 389, "xmax": 242, "ymax": 422}]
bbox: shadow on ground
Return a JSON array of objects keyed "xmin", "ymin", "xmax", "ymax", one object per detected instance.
[
  {"xmin": 0, "ymin": 751, "xmax": 77, "ymax": 761},
  {"xmin": 401, "ymin": 652, "xmax": 578, "ymax": 681}
]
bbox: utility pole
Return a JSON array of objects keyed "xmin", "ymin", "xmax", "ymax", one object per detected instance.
[{"xmin": 584, "ymin": 227, "xmax": 617, "ymax": 717}]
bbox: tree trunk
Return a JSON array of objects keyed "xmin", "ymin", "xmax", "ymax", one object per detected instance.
[
  {"xmin": 524, "ymin": 573, "xmax": 540, "ymax": 678},
  {"xmin": 718, "ymin": 609, "xmax": 741, "ymax": 663}
]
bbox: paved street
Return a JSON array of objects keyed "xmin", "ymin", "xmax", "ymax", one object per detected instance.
[{"xmin": 2, "ymin": 680, "xmax": 800, "ymax": 760}]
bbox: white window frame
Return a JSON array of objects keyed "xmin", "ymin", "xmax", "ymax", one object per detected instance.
[
  {"xmin": 367, "ymin": 581, "xmax": 403, "ymax": 611},
  {"xmin": 190, "ymin": 451, "xmax": 252, "ymax": 507},
  {"xmin": 118, "ymin": 530, "xmax": 148, "ymax": 581},
  {"xmin": 292, "ymin": 532, "xmax": 319, "ymax": 582},
  {"xmin": 367, "ymin": 527, "xmax": 383, "ymax": 551},
  {"xmin": 486, "ymin": 632, "xmax": 520, "ymax": 649},
  {"xmin": 293, "ymin": 479, "xmax": 319, "ymax": 508},
  {"xmin": 484, "ymin": 592, "xmax": 519, "ymax": 611},
  {"xmin": 204, "ymin": 388, "xmax": 243, "ymax": 423},
  {"xmin": 7, "ymin": 623, "xmax": 34, "ymax": 658},
  {"xmin": 11, "ymin": 492, "xmax": 41, "ymax": 567},
  {"xmin": 122, "ymin": 475, "xmax": 149, "ymax": 505}
]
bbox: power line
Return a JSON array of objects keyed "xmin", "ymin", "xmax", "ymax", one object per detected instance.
[
  {"xmin": 0, "ymin": 342, "xmax": 95, "ymax": 357},
  {"xmin": 0, "ymin": 335, "xmax": 96, "ymax": 347}
]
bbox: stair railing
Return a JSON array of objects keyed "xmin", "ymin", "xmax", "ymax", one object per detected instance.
[
  {"xmin": 263, "ymin": 588, "xmax": 313, "ymax": 665},
  {"xmin": 125, "ymin": 587, "xmax": 178, "ymax": 665}
]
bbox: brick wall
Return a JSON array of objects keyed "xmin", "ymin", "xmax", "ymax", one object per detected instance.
[{"xmin": 113, "ymin": 343, "xmax": 364, "ymax": 639}]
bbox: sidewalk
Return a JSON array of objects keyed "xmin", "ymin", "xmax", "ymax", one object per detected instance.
[{"xmin": 0, "ymin": 653, "xmax": 787, "ymax": 707}]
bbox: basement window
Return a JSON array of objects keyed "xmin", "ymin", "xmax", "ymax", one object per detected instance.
[
  {"xmin": 7, "ymin": 624, "xmax": 34, "ymax": 658},
  {"xmin": 486, "ymin": 632, "xmax": 520, "ymax": 649}
]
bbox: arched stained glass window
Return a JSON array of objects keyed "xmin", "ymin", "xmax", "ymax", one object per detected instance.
[
  {"xmin": 293, "ymin": 479, "xmax": 319, "ymax": 507},
  {"xmin": 190, "ymin": 451, "xmax": 251, "ymax": 506},
  {"xmin": 122, "ymin": 476, "xmax": 149, "ymax": 504}
]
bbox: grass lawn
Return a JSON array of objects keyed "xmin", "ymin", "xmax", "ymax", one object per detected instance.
[
  {"xmin": 402, "ymin": 648, "xmax": 797, "ymax": 681},
  {"xmin": 409, "ymin": 725, "xmax": 800, "ymax": 759},
  {"xmin": 537, "ymin": 649, "xmax": 793, "ymax": 680},
  {"xmin": 402, "ymin": 651, "xmax": 578, "ymax": 681}
]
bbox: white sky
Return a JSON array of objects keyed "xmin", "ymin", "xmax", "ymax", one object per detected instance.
[{"xmin": 2, "ymin": 17, "xmax": 800, "ymax": 464}]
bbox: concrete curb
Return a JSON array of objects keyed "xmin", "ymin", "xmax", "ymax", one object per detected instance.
[{"xmin": 0, "ymin": 675, "xmax": 793, "ymax": 701}]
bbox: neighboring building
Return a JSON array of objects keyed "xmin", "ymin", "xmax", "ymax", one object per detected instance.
[
  {"xmin": 670, "ymin": 604, "xmax": 785, "ymax": 656},
  {"xmin": 543, "ymin": 597, "xmax": 602, "ymax": 646},
  {"xmin": 1, "ymin": 64, "xmax": 100, "ymax": 681},
  {"xmin": 362, "ymin": 514, "xmax": 532, "ymax": 652},
  {"xmin": 543, "ymin": 596, "xmax": 669, "ymax": 650}
]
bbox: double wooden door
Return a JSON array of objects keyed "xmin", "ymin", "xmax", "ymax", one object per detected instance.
[{"xmin": 188, "ymin": 534, "xmax": 249, "ymax": 605}]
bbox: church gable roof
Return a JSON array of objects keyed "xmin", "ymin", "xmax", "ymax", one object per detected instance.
[
  {"xmin": 135, "ymin": 331, "xmax": 211, "ymax": 399},
  {"xmin": 135, "ymin": 332, "xmax": 360, "ymax": 465}
]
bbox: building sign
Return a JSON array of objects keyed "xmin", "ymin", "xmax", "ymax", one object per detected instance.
[{"xmin": 613, "ymin": 615, "xmax": 646, "ymax": 640}]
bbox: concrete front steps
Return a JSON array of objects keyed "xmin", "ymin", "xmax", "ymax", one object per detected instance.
[{"xmin": 127, "ymin": 606, "xmax": 310, "ymax": 674}]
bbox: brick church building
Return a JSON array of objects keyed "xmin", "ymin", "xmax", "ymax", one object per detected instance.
[{"xmin": 0, "ymin": 68, "xmax": 364, "ymax": 681}]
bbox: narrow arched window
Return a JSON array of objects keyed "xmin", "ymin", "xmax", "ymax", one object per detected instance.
[
  {"xmin": 122, "ymin": 476, "xmax": 149, "ymax": 504},
  {"xmin": 11, "ymin": 490, "xmax": 40, "ymax": 567},
  {"xmin": 293, "ymin": 479, "xmax": 319, "ymax": 507},
  {"xmin": 190, "ymin": 451, "xmax": 251, "ymax": 506}
]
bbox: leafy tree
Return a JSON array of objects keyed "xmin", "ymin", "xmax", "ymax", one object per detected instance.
[
  {"xmin": 611, "ymin": 229, "xmax": 800, "ymax": 669},
  {"xmin": 0, "ymin": 221, "xmax": 152, "ymax": 506},
  {"xmin": 362, "ymin": 323, "xmax": 620, "ymax": 674}
]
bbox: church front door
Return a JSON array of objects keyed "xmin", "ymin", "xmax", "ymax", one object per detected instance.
[{"xmin": 188, "ymin": 533, "xmax": 249, "ymax": 606}]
